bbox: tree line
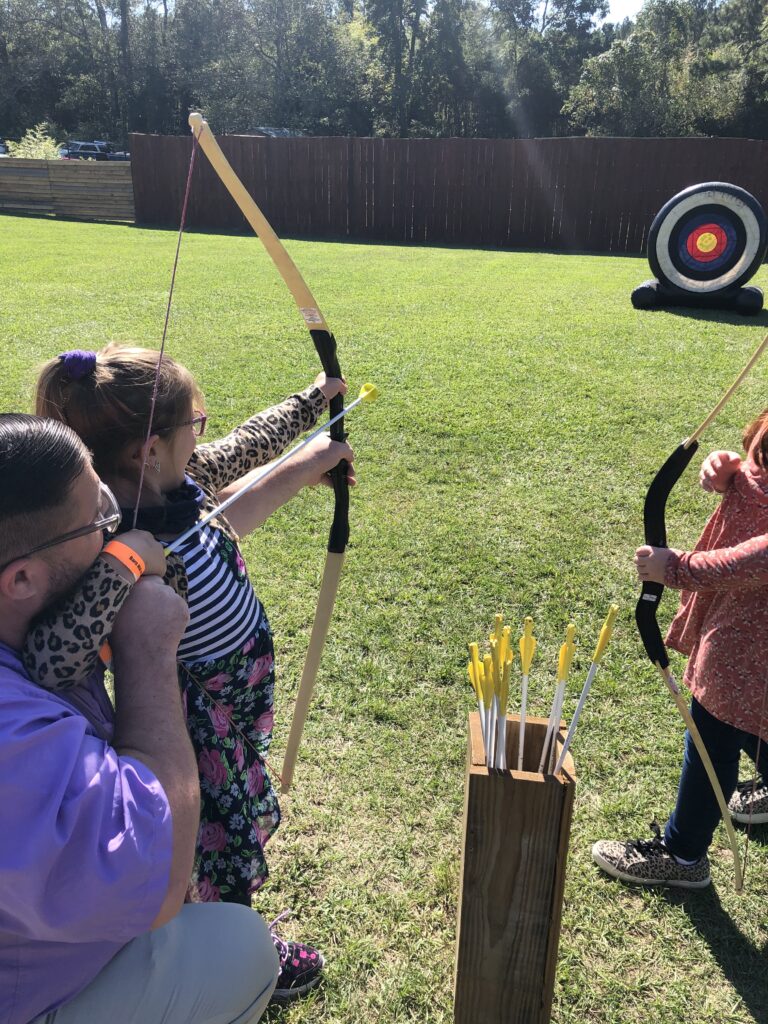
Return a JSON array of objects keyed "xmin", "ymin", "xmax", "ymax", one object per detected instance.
[{"xmin": 1, "ymin": 0, "xmax": 766, "ymax": 147}]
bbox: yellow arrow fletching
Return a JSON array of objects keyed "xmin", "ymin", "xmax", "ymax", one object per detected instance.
[
  {"xmin": 468, "ymin": 642, "xmax": 482, "ymax": 685},
  {"xmin": 490, "ymin": 639, "xmax": 501, "ymax": 694},
  {"xmin": 468, "ymin": 642, "xmax": 485, "ymax": 704},
  {"xmin": 557, "ymin": 623, "xmax": 577, "ymax": 681},
  {"xmin": 499, "ymin": 625, "xmax": 511, "ymax": 668},
  {"xmin": 593, "ymin": 604, "xmax": 619, "ymax": 663},
  {"xmin": 493, "ymin": 613, "xmax": 504, "ymax": 642},
  {"xmin": 519, "ymin": 616, "xmax": 537, "ymax": 674},
  {"xmin": 360, "ymin": 382, "xmax": 379, "ymax": 401},
  {"xmin": 482, "ymin": 654, "xmax": 494, "ymax": 709},
  {"xmin": 467, "ymin": 662, "xmax": 478, "ymax": 697}
]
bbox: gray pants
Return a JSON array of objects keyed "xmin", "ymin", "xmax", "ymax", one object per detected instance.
[{"xmin": 33, "ymin": 904, "xmax": 279, "ymax": 1024}]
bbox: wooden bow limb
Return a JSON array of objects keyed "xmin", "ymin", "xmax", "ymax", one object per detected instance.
[
  {"xmin": 280, "ymin": 553, "xmax": 344, "ymax": 792},
  {"xmin": 187, "ymin": 113, "xmax": 351, "ymax": 794},
  {"xmin": 188, "ymin": 113, "xmax": 331, "ymax": 332},
  {"xmin": 657, "ymin": 662, "xmax": 744, "ymax": 892}
]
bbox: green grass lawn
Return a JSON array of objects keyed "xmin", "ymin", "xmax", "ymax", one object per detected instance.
[{"xmin": 3, "ymin": 214, "xmax": 768, "ymax": 1023}]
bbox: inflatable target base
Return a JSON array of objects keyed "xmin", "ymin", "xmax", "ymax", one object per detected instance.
[
  {"xmin": 634, "ymin": 182, "xmax": 767, "ymax": 316},
  {"xmin": 632, "ymin": 279, "xmax": 764, "ymax": 316}
]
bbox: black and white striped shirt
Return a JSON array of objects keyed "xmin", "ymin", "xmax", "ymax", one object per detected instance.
[{"xmin": 175, "ymin": 523, "xmax": 263, "ymax": 665}]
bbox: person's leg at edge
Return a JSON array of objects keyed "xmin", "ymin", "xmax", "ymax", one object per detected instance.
[
  {"xmin": 664, "ymin": 698, "xmax": 742, "ymax": 862},
  {"xmin": 740, "ymin": 729, "xmax": 768, "ymax": 779},
  {"xmin": 32, "ymin": 903, "xmax": 279, "ymax": 1024},
  {"xmin": 727, "ymin": 723, "xmax": 768, "ymax": 821}
]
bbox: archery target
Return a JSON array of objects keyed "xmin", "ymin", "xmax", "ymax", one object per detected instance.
[{"xmin": 648, "ymin": 183, "xmax": 767, "ymax": 294}]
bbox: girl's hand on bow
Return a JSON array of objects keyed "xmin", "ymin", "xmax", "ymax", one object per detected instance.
[
  {"xmin": 634, "ymin": 545, "xmax": 672, "ymax": 584},
  {"xmin": 314, "ymin": 373, "xmax": 347, "ymax": 403},
  {"xmin": 303, "ymin": 435, "xmax": 356, "ymax": 488},
  {"xmin": 700, "ymin": 450, "xmax": 741, "ymax": 493}
]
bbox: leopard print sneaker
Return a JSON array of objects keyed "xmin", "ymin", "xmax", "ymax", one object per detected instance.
[
  {"xmin": 728, "ymin": 778, "xmax": 768, "ymax": 824},
  {"xmin": 592, "ymin": 822, "xmax": 711, "ymax": 889}
]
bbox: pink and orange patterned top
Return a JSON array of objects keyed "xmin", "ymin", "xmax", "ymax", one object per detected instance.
[{"xmin": 665, "ymin": 453, "xmax": 768, "ymax": 740}]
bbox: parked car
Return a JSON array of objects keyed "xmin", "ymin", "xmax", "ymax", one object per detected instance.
[
  {"xmin": 59, "ymin": 140, "xmax": 129, "ymax": 161},
  {"xmin": 0, "ymin": 140, "xmax": 9, "ymax": 157},
  {"xmin": 60, "ymin": 141, "xmax": 109, "ymax": 160},
  {"xmin": 95, "ymin": 140, "xmax": 130, "ymax": 160}
]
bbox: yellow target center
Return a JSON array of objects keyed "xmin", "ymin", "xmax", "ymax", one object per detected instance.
[{"xmin": 696, "ymin": 232, "xmax": 718, "ymax": 253}]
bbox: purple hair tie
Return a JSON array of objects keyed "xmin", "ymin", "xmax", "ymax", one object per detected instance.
[{"xmin": 58, "ymin": 350, "xmax": 97, "ymax": 380}]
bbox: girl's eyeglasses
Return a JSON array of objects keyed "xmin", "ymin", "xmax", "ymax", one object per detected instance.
[
  {"xmin": 0, "ymin": 482, "xmax": 122, "ymax": 570},
  {"xmin": 180, "ymin": 412, "xmax": 207, "ymax": 438}
]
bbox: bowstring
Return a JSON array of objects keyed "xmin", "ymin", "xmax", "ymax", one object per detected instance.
[
  {"xmin": 742, "ymin": 676, "xmax": 768, "ymax": 882},
  {"xmin": 132, "ymin": 128, "xmax": 200, "ymax": 527},
  {"xmin": 130, "ymin": 127, "xmax": 286, "ymax": 788}
]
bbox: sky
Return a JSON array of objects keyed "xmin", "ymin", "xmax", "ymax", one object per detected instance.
[{"xmin": 606, "ymin": 0, "xmax": 645, "ymax": 21}]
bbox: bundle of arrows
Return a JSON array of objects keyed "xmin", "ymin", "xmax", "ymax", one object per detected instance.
[{"xmin": 466, "ymin": 605, "xmax": 618, "ymax": 773}]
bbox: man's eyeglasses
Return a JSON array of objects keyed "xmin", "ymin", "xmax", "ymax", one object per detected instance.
[{"xmin": 0, "ymin": 482, "xmax": 122, "ymax": 569}]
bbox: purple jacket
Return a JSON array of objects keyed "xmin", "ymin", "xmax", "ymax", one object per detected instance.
[{"xmin": 0, "ymin": 643, "xmax": 172, "ymax": 1023}]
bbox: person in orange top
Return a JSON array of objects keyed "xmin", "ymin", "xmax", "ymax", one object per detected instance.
[{"xmin": 593, "ymin": 411, "xmax": 768, "ymax": 889}]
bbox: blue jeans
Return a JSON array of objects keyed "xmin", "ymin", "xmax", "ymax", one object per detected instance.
[{"xmin": 665, "ymin": 697, "xmax": 768, "ymax": 861}]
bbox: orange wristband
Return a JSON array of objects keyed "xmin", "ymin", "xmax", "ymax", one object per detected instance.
[{"xmin": 102, "ymin": 540, "xmax": 145, "ymax": 581}]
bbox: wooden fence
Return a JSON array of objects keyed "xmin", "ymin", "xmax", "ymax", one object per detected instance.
[
  {"xmin": 0, "ymin": 159, "xmax": 135, "ymax": 221},
  {"xmin": 130, "ymin": 134, "xmax": 768, "ymax": 254}
]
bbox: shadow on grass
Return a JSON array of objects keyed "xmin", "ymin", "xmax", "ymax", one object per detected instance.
[
  {"xmin": 647, "ymin": 305, "xmax": 768, "ymax": 330},
  {"xmin": 664, "ymin": 880, "xmax": 768, "ymax": 1024},
  {"xmin": 739, "ymin": 822, "xmax": 768, "ymax": 847},
  {"xmin": 261, "ymin": 989, "xmax": 326, "ymax": 1021}
]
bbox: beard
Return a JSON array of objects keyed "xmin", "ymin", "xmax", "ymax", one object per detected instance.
[{"xmin": 44, "ymin": 556, "xmax": 94, "ymax": 609}]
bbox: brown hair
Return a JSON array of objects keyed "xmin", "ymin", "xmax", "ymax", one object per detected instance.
[
  {"xmin": 743, "ymin": 408, "xmax": 768, "ymax": 469},
  {"xmin": 35, "ymin": 344, "xmax": 204, "ymax": 477}
]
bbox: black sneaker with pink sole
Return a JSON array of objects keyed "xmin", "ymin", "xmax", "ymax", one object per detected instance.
[{"xmin": 268, "ymin": 913, "xmax": 325, "ymax": 1003}]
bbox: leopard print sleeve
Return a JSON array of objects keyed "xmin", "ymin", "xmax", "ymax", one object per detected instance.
[
  {"xmin": 23, "ymin": 557, "xmax": 132, "ymax": 690},
  {"xmin": 188, "ymin": 385, "xmax": 327, "ymax": 494}
]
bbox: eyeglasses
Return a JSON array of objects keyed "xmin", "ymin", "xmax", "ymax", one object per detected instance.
[
  {"xmin": 178, "ymin": 412, "xmax": 207, "ymax": 438},
  {"xmin": 0, "ymin": 482, "xmax": 122, "ymax": 569}
]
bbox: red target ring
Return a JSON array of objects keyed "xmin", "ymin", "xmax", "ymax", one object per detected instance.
[{"xmin": 686, "ymin": 223, "xmax": 728, "ymax": 262}]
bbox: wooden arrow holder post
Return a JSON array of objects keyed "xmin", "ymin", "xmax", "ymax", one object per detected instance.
[{"xmin": 454, "ymin": 713, "xmax": 576, "ymax": 1024}]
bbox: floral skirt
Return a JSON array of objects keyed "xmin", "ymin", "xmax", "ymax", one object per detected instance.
[{"xmin": 180, "ymin": 607, "xmax": 280, "ymax": 905}]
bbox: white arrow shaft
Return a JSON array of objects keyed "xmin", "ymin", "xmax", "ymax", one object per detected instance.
[
  {"xmin": 518, "ymin": 674, "xmax": 529, "ymax": 771},
  {"xmin": 554, "ymin": 661, "xmax": 598, "ymax": 774},
  {"xmin": 165, "ymin": 393, "xmax": 365, "ymax": 554}
]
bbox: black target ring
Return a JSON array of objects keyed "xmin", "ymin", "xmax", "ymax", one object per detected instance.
[{"xmin": 648, "ymin": 182, "xmax": 767, "ymax": 295}]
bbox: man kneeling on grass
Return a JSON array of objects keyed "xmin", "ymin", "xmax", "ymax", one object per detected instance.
[{"xmin": 0, "ymin": 414, "xmax": 278, "ymax": 1024}]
